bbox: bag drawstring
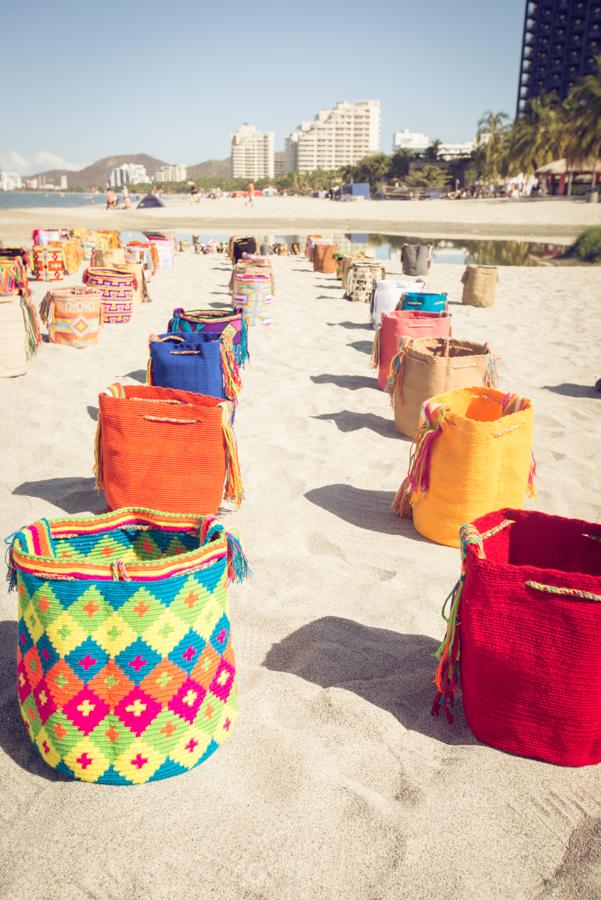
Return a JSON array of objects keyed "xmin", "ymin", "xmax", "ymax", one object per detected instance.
[
  {"xmin": 220, "ymin": 336, "xmax": 242, "ymax": 400},
  {"xmin": 386, "ymin": 337, "xmax": 414, "ymax": 402}
]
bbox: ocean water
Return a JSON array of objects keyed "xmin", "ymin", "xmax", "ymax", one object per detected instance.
[{"xmin": 0, "ymin": 191, "xmax": 106, "ymax": 209}]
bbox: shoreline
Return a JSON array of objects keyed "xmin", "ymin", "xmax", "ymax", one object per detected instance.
[{"xmin": 1, "ymin": 196, "xmax": 600, "ymax": 244}]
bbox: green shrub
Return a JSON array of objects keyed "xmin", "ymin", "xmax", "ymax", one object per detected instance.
[{"xmin": 570, "ymin": 226, "xmax": 601, "ymax": 262}]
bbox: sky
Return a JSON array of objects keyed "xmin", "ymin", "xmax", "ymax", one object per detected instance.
[{"xmin": 1, "ymin": 0, "xmax": 526, "ymax": 174}]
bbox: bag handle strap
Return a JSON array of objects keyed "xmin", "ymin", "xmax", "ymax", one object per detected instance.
[{"xmin": 525, "ymin": 581, "xmax": 601, "ymax": 602}]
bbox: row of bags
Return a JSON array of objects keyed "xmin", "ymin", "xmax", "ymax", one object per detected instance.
[{"xmin": 8, "ymin": 501, "xmax": 601, "ymax": 776}]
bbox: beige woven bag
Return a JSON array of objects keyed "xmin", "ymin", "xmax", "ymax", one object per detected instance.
[
  {"xmin": 0, "ymin": 295, "xmax": 27, "ymax": 377},
  {"xmin": 387, "ymin": 337, "xmax": 496, "ymax": 438},
  {"xmin": 461, "ymin": 265, "xmax": 499, "ymax": 307}
]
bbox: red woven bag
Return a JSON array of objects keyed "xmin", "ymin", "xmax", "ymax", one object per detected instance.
[
  {"xmin": 433, "ymin": 508, "xmax": 601, "ymax": 766},
  {"xmin": 95, "ymin": 385, "xmax": 243, "ymax": 514}
]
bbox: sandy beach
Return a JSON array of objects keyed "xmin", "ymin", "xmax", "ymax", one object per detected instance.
[
  {"xmin": 2, "ymin": 195, "xmax": 601, "ymax": 245},
  {"xmin": 1, "ymin": 205, "xmax": 601, "ymax": 898}
]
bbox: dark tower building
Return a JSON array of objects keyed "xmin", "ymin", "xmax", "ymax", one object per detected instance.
[{"xmin": 517, "ymin": 0, "xmax": 601, "ymax": 116}]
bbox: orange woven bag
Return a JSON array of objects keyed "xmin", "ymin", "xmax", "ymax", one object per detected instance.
[{"xmin": 95, "ymin": 385, "xmax": 243, "ymax": 514}]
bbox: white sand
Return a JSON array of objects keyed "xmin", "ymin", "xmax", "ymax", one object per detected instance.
[
  {"xmin": 0, "ymin": 235, "xmax": 600, "ymax": 898},
  {"xmin": 2, "ymin": 195, "xmax": 601, "ymax": 244}
]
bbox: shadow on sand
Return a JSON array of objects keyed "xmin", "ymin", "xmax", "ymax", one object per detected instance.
[
  {"xmin": 543, "ymin": 382, "xmax": 599, "ymax": 399},
  {"xmin": 304, "ymin": 483, "xmax": 425, "ymax": 539},
  {"xmin": 312, "ymin": 410, "xmax": 402, "ymax": 439},
  {"xmin": 311, "ymin": 374, "xmax": 377, "ymax": 391},
  {"xmin": 263, "ymin": 616, "xmax": 474, "ymax": 745},
  {"xmin": 13, "ymin": 477, "xmax": 105, "ymax": 515}
]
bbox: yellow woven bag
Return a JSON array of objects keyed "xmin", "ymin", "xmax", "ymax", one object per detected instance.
[{"xmin": 393, "ymin": 387, "xmax": 535, "ymax": 547}]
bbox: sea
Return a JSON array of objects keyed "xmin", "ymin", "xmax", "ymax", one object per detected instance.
[{"xmin": 0, "ymin": 191, "xmax": 107, "ymax": 209}]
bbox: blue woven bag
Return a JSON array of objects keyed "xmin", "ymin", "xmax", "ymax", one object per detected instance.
[
  {"xmin": 148, "ymin": 333, "xmax": 241, "ymax": 401},
  {"xmin": 401, "ymin": 292, "xmax": 448, "ymax": 313}
]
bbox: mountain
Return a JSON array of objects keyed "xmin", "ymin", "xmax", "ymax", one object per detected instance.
[
  {"xmin": 32, "ymin": 154, "xmax": 169, "ymax": 189},
  {"xmin": 187, "ymin": 158, "xmax": 230, "ymax": 179}
]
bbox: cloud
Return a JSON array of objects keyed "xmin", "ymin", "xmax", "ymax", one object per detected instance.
[{"xmin": 0, "ymin": 150, "xmax": 82, "ymax": 175}]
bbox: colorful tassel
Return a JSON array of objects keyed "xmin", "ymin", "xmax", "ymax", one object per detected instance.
[
  {"xmin": 431, "ymin": 524, "xmax": 485, "ymax": 722},
  {"xmin": 370, "ymin": 327, "xmax": 381, "ymax": 369},
  {"xmin": 392, "ymin": 402, "xmax": 446, "ymax": 518},
  {"xmin": 485, "ymin": 355, "xmax": 498, "ymax": 388},
  {"xmin": 220, "ymin": 335, "xmax": 242, "ymax": 401},
  {"xmin": 221, "ymin": 406, "xmax": 243, "ymax": 507},
  {"xmin": 386, "ymin": 337, "xmax": 414, "ymax": 402},
  {"xmin": 226, "ymin": 531, "xmax": 252, "ymax": 584}
]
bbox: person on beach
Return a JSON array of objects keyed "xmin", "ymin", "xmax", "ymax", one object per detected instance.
[
  {"xmin": 122, "ymin": 186, "xmax": 131, "ymax": 209},
  {"xmin": 245, "ymin": 182, "xmax": 255, "ymax": 206},
  {"xmin": 106, "ymin": 188, "xmax": 116, "ymax": 209}
]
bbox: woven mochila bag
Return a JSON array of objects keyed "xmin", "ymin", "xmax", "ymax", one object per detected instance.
[
  {"xmin": 387, "ymin": 338, "xmax": 497, "ymax": 438},
  {"xmin": 146, "ymin": 236, "xmax": 174, "ymax": 270},
  {"xmin": 231, "ymin": 273, "xmax": 272, "ymax": 327},
  {"xmin": 148, "ymin": 333, "xmax": 242, "ymax": 402},
  {"xmin": 230, "ymin": 261, "xmax": 276, "ymax": 296},
  {"xmin": 61, "ymin": 238, "xmax": 84, "ymax": 274},
  {"xmin": 32, "ymin": 244, "xmax": 65, "ymax": 281},
  {"xmin": 345, "ymin": 260, "xmax": 386, "ymax": 304},
  {"xmin": 168, "ymin": 307, "xmax": 249, "ymax": 367},
  {"xmin": 95, "ymin": 385, "xmax": 243, "ymax": 514},
  {"xmin": 313, "ymin": 242, "xmax": 338, "ymax": 274},
  {"xmin": 0, "ymin": 256, "xmax": 30, "ymax": 296},
  {"xmin": 40, "ymin": 287, "xmax": 103, "ymax": 349},
  {"xmin": 400, "ymin": 291, "xmax": 447, "ymax": 314},
  {"xmin": 401, "ymin": 243, "xmax": 432, "ymax": 276},
  {"xmin": 7, "ymin": 506, "xmax": 250, "ymax": 784},
  {"xmin": 230, "ymin": 237, "xmax": 258, "ymax": 263},
  {"xmin": 432, "ymin": 509, "xmax": 601, "ymax": 766},
  {"xmin": 371, "ymin": 310, "xmax": 452, "ymax": 391},
  {"xmin": 370, "ymin": 278, "xmax": 425, "ymax": 328},
  {"xmin": 91, "ymin": 248, "xmax": 127, "ymax": 268},
  {"xmin": 393, "ymin": 387, "xmax": 536, "ymax": 547},
  {"xmin": 83, "ymin": 267, "xmax": 136, "ymax": 324},
  {"xmin": 461, "ymin": 265, "xmax": 499, "ymax": 307}
]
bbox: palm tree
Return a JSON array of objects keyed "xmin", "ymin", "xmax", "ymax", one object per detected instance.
[
  {"xmin": 566, "ymin": 55, "xmax": 601, "ymax": 194},
  {"xmin": 476, "ymin": 110, "xmax": 510, "ymax": 180},
  {"xmin": 425, "ymin": 139, "xmax": 442, "ymax": 161},
  {"xmin": 504, "ymin": 94, "xmax": 564, "ymax": 176}
]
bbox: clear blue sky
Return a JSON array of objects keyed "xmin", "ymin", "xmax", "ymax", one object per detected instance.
[{"xmin": 1, "ymin": 0, "xmax": 526, "ymax": 173}]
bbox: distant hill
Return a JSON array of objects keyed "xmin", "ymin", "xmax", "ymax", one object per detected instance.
[
  {"xmin": 33, "ymin": 154, "xmax": 169, "ymax": 189},
  {"xmin": 187, "ymin": 158, "xmax": 231, "ymax": 179}
]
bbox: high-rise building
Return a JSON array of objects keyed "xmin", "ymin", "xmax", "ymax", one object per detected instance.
[
  {"xmin": 284, "ymin": 100, "xmax": 381, "ymax": 173},
  {"xmin": 109, "ymin": 163, "xmax": 149, "ymax": 187},
  {"xmin": 0, "ymin": 171, "xmax": 23, "ymax": 190},
  {"xmin": 231, "ymin": 124, "xmax": 275, "ymax": 179},
  {"xmin": 155, "ymin": 164, "xmax": 187, "ymax": 182},
  {"xmin": 517, "ymin": 0, "xmax": 601, "ymax": 116},
  {"xmin": 392, "ymin": 130, "xmax": 430, "ymax": 153}
]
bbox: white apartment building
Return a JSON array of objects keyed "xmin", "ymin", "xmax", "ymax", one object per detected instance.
[
  {"xmin": 155, "ymin": 164, "xmax": 187, "ymax": 182},
  {"xmin": 0, "ymin": 171, "xmax": 23, "ymax": 190},
  {"xmin": 231, "ymin": 124, "xmax": 275, "ymax": 180},
  {"xmin": 285, "ymin": 100, "xmax": 381, "ymax": 173},
  {"xmin": 109, "ymin": 163, "xmax": 149, "ymax": 187},
  {"xmin": 393, "ymin": 129, "xmax": 475, "ymax": 159},
  {"xmin": 392, "ymin": 129, "xmax": 430, "ymax": 153}
]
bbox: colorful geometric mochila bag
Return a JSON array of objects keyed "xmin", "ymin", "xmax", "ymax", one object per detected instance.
[
  {"xmin": 39, "ymin": 287, "xmax": 104, "ymax": 349},
  {"xmin": 7, "ymin": 507, "xmax": 250, "ymax": 784},
  {"xmin": 32, "ymin": 244, "xmax": 65, "ymax": 282},
  {"xmin": 386, "ymin": 338, "xmax": 497, "ymax": 439},
  {"xmin": 83, "ymin": 268, "xmax": 137, "ymax": 324},
  {"xmin": 393, "ymin": 387, "xmax": 535, "ymax": 548},
  {"xmin": 432, "ymin": 509, "xmax": 601, "ymax": 766},
  {"xmin": 148, "ymin": 333, "xmax": 242, "ymax": 402},
  {"xmin": 168, "ymin": 307, "xmax": 249, "ymax": 367},
  {"xmin": 95, "ymin": 385, "xmax": 243, "ymax": 514},
  {"xmin": 231, "ymin": 273, "xmax": 272, "ymax": 327}
]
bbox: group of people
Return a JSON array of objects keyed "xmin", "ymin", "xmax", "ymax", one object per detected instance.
[{"xmin": 105, "ymin": 186, "xmax": 132, "ymax": 210}]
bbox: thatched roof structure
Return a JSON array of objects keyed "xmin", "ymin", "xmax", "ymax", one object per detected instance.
[{"xmin": 536, "ymin": 158, "xmax": 600, "ymax": 175}]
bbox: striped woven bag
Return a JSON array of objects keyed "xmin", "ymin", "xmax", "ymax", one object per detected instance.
[
  {"xmin": 148, "ymin": 333, "xmax": 242, "ymax": 401},
  {"xmin": 432, "ymin": 509, "xmax": 601, "ymax": 766},
  {"xmin": 7, "ymin": 507, "xmax": 250, "ymax": 784},
  {"xmin": 231, "ymin": 273, "xmax": 272, "ymax": 327},
  {"xmin": 83, "ymin": 267, "xmax": 136, "ymax": 324},
  {"xmin": 393, "ymin": 387, "xmax": 536, "ymax": 547},
  {"xmin": 95, "ymin": 385, "xmax": 243, "ymax": 514},
  {"xmin": 168, "ymin": 307, "xmax": 249, "ymax": 366}
]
